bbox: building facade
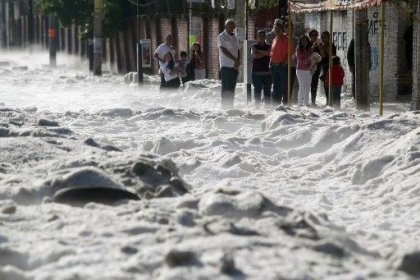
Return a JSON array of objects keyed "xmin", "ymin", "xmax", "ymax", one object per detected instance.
[{"xmin": 0, "ymin": 1, "xmax": 416, "ymax": 102}]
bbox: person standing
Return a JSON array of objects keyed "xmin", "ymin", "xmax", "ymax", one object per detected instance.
[
  {"xmin": 266, "ymin": 18, "xmax": 283, "ymax": 45},
  {"xmin": 270, "ymin": 20, "xmax": 289, "ymax": 105},
  {"xmin": 217, "ymin": 19, "xmax": 240, "ymax": 108},
  {"xmin": 347, "ymin": 38, "xmax": 372, "ymax": 99},
  {"xmin": 178, "ymin": 51, "xmax": 191, "ymax": 86},
  {"xmin": 319, "ymin": 31, "xmax": 337, "ymax": 105},
  {"xmin": 251, "ymin": 30, "xmax": 272, "ymax": 105},
  {"xmin": 285, "ymin": 21, "xmax": 298, "ymax": 104},
  {"xmin": 159, "ymin": 52, "xmax": 182, "ymax": 89},
  {"xmin": 295, "ymin": 35, "xmax": 313, "ymax": 106},
  {"xmin": 192, "ymin": 42, "xmax": 206, "ymax": 80},
  {"xmin": 324, "ymin": 56, "xmax": 345, "ymax": 108},
  {"xmin": 154, "ymin": 35, "xmax": 176, "ymax": 89},
  {"xmin": 309, "ymin": 29, "xmax": 322, "ymax": 106}
]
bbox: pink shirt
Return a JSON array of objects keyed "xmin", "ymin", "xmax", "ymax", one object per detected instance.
[
  {"xmin": 295, "ymin": 48, "xmax": 313, "ymax": 70},
  {"xmin": 270, "ymin": 35, "xmax": 288, "ymax": 64}
]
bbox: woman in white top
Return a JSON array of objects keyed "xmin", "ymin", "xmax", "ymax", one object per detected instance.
[
  {"xmin": 159, "ymin": 52, "xmax": 183, "ymax": 89},
  {"xmin": 154, "ymin": 35, "xmax": 176, "ymax": 88},
  {"xmin": 192, "ymin": 43, "xmax": 206, "ymax": 80}
]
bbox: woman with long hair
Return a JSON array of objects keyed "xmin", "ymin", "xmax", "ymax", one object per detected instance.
[
  {"xmin": 295, "ymin": 35, "xmax": 314, "ymax": 106},
  {"xmin": 159, "ymin": 52, "xmax": 182, "ymax": 89},
  {"xmin": 192, "ymin": 43, "xmax": 206, "ymax": 80}
]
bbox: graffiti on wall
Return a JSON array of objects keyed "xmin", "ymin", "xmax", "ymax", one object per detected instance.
[
  {"xmin": 369, "ymin": 12, "xmax": 386, "ymax": 36},
  {"xmin": 333, "ymin": 32, "xmax": 348, "ymax": 50}
]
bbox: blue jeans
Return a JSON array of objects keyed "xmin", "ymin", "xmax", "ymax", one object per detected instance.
[
  {"xmin": 311, "ymin": 67, "xmax": 321, "ymax": 104},
  {"xmin": 332, "ymin": 86, "xmax": 341, "ymax": 108},
  {"xmin": 270, "ymin": 64, "xmax": 287, "ymax": 105},
  {"xmin": 220, "ymin": 67, "xmax": 238, "ymax": 108},
  {"xmin": 252, "ymin": 73, "xmax": 272, "ymax": 104}
]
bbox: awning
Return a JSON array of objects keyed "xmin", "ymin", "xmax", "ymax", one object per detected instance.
[{"xmin": 290, "ymin": 0, "xmax": 385, "ymax": 13}]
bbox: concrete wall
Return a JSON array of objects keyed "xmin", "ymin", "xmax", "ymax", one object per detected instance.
[
  {"xmin": 303, "ymin": 3, "xmax": 414, "ymax": 101},
  {"xmin": 367, "ymin": 4, "xmax": 398, "ymax": 101}
]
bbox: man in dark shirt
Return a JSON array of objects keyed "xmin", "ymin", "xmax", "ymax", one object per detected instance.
[
  {"xmin": 309, "ymin": 29, "xmax": 322, "ymax": 106},
  {"xmin": 347, "ymin": 38, "xmax": 372, "ymax": 99},
  {"xmin": 251, "ymin": 30, "xmax": 272, "ymax": 105}
]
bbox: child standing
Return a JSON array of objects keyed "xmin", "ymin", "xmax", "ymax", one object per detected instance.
[
  {"xmin": 178, "ymin": 51, "xmax": 191, "ymax": 86},
  {"xmin": 324, "ymin": 56, "xmax": 345, "ymax": 108}
]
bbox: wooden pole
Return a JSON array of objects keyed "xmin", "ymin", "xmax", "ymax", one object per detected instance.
[
  {"xmin": 93, "ymin": 0, "xmax": 103, "ymax": 76},
  {"xmin": 137, "ymin": 42, "xmax": 143, "ymax": 84},
  {"xmin": 328, "ymin": 10, "xmax": 333, "ymax": 106},
  {"xmin": 28, "ymin": 0, "xmax": 34, "ymax": 45},
  {"xmin": 379, "ymin": 3, "xmax": 385, "ymax": 116},
  {"xmin": 0, "ymin": 0, "xmax": 6, "ymax": 48},
  {"xmin": 188, "ymin": 1, "xmax": 192, "ymax": 52},
  {"xmin": 48, "ymin": 14, "xmax": 57, "ymax": 67},
  {"xmin": 355, "ymin": 8, "xmax": 370, "ymax": 111}
]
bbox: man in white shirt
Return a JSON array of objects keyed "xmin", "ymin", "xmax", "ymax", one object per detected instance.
[
  {"xmin": 154, "ymin": 35, "xmax": 176, "ymax": 88},
  {"xmin": 265, "ymin": 18, "xmax": 283, "ymax": 45},
  {"xmin": 217, "ymin": 19, "xmax": 240, "ymax": 108}
]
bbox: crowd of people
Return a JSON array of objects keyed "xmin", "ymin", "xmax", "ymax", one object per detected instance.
[
  {"xmin": 218, "ymin": 18, "xmax": 345, "ymax": 108},
  {"xmin": 153, "ymin": 34, "xmax": 206, "ymax": 90},
  {"xmin": 153, "ymin": 19, "xmax": 347, "ymax": 109}
]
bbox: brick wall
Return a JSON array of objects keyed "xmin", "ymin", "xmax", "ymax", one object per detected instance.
[
  {"xmin": 138, "ymin": 18, "xmax": 146, "ymax": 39},
  {"xmin": 207, "ymin": 17, "xmax": 221, "ymax": 80},
  {"xmin": 126, "ymin": 19, "xmax": 136, "ymax": 72},
  {"xmin": 150, "ymin": 18, "xmax": 158, "ymax": 74},
  {"xmin": 247, "ymin": 18, "xmax": 255, "ymax": 41},
  {"xmin": 176, "ymin": 16, "xmax": 189, "ymax": 55},
  {"xmin": 160, "ymin": 18, "xmax": 172, "ymax": 44}
]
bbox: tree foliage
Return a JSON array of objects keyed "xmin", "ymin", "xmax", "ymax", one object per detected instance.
[
  {"xmin": 33, "ymin": 0, "xmax": 419, "ymax": 40},
  {"xmin": 37, "ymin": 0, "xmax": 136, "ymax": 39},
  {"xmin": 256, "ymin": 0, "xmax": 280, "ymax": 9}
]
